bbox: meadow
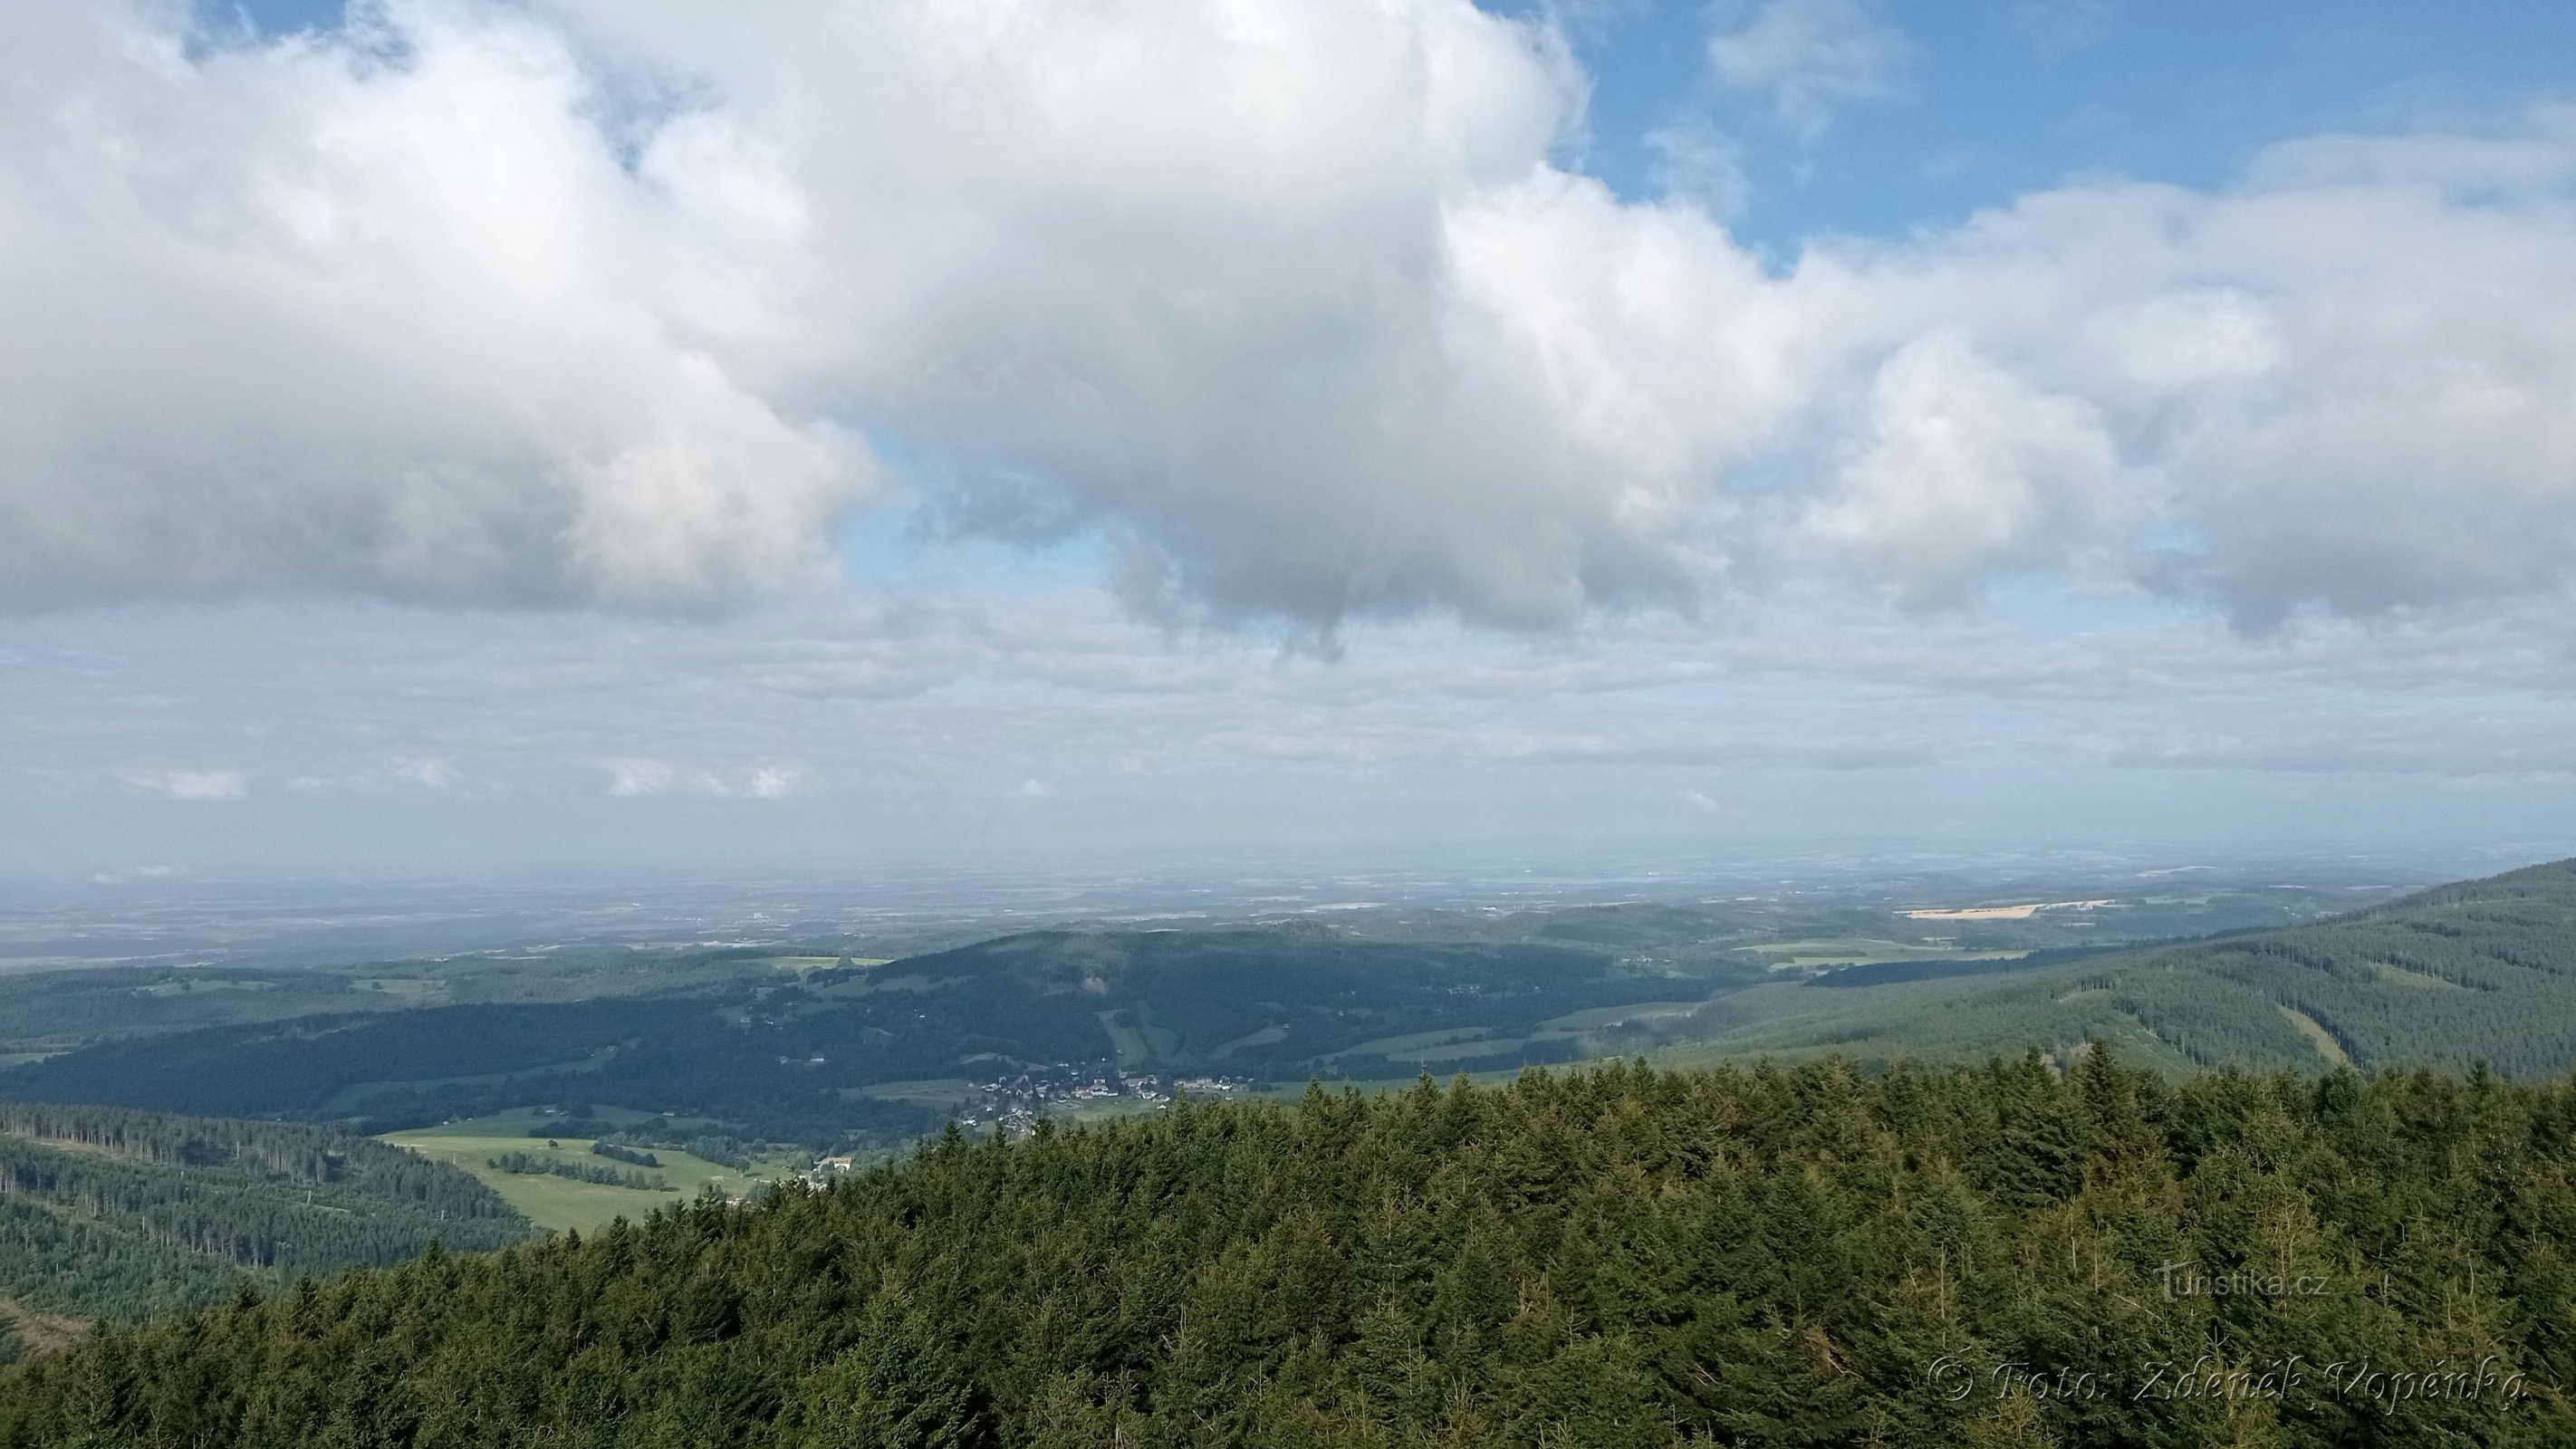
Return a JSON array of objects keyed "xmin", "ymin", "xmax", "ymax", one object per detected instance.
[{"xmin": 382, "ymin": 1108, "xmax": 789, "ymax": 1233}]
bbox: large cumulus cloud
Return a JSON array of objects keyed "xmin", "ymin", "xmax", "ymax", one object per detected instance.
[
  {"xmin": 4, "ymin": 0, "xmax": 2574, "ymax": 630},
  {"xmin": 0, "ymin": 0, "xmax": 868, "ymax": 608}
]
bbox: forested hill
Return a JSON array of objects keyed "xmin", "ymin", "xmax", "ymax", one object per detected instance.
[
  {"xmin": 0, "ymin": 1103, "xmax": 532, "ymax": 1358},
  {"xmin": 1672, "ymin": 857, "xmax": 2576, "ymax": 1077},
  {"xmin": 8, "ymin": 1056, "xmax": 2574, "ymax": 1445},
  {"xmin": 2016, "ymin": 856, "xmax": 2576, "ymax": 1072}
]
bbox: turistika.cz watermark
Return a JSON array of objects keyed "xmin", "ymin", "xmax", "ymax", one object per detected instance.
[
  {"xmin": 1925, "ymin": 1353, "xmax": 2536, "ymax": 1412},
  {"xmin": 2154, "ymin": 1260, "xmax": 2331, "ymax": 1301}
]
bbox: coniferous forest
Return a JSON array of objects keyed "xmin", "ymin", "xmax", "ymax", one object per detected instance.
[
  {"xmin": 0, "ymin": 1103, "xmax": 530, "ymax": 1355},
  {"xmin": 6, "ymin": 1052, "xmax": 2572, "ymax": 1446}
]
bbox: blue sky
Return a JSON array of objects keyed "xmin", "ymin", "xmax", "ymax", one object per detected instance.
[
  {"xmin": 3, "ymin": 0, "xmax": 2573, "ymax": 885},
  {"xmin": 1533, "ymin": 1, "xmax": 2576, "ymax": 248}
]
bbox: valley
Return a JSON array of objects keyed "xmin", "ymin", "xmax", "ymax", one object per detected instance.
[{"xmin": 0, "ymin": 860, "xmax": 2553, "ymax": 1174}]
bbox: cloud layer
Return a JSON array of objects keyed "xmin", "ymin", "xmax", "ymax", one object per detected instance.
[{"xmin": 4, "ymin": 0, "xmax": 2574, "ymax": 635}]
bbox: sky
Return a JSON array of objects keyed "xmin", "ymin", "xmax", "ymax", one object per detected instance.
[{"xmin": 5, "ymin": 0, "xmax": 2576, "ymax": 886}]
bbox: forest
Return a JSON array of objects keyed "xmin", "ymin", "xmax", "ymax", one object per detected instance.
[
  {"xmin": 485, "ymin": 1151, "xmax": 669, "ymax": 1193},
  {"xmin": 6, "ymin": 1051, "xmax": 2571, "ymax": 1445},
  {"xmin": 0, "ymin": 1103, "xmax": 531, "ymax": 1357}
]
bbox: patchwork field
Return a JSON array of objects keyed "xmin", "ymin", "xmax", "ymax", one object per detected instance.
[{"xmin": 383, "ymin": 1109, "xmax": 782, "ymax": 1233}]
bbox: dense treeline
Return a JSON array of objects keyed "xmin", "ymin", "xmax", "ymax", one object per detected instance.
[
  {"xmin": 0, "ymin": 1104, "xmax": 531, "ymax": 1329},
  {"xmin": 0, "ymin": 1103, "xmax": 494, "ymax": 1204},
  {"xmin": 8, "ymin": 1053, "xmax": 2574, "ymax": 1444},
  {"xmin": 487, "ymin": 1152, "xmax": 670, "ymax": 1193}
]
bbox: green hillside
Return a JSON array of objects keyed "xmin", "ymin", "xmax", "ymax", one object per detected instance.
[
  {"xmin": 1636, "ymin": 858, "xmax": 2576, "ymax": 1077},
  {"xmin": 0, "ymin": 1103, "xmax": 534, "ymax": 1358},
  {"xmin": 6, "ymin": 1055, "xmax": 2572, "ymax": 1445}
]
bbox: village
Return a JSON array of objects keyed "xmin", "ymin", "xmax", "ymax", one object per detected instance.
[{"xmin": 802, "ymin": 1067, "xmax": 1259, "ymax": 1185}]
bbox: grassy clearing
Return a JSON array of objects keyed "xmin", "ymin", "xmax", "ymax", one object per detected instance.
[
  {"xmin": 1324, "ymin": 1028, "xmax": 1494, "ymax": 1061},
  {"xmin": 1407, "ymin": 1034, "xmax": 1561, "ymax": 1064},
  {"xmin": 761, "ymin": 956, "xmax": 890, "ymax": 972},
  {"xmin": 1098, "ymin": 1011, "xmax": 1153, "ymax": 1070},
  {"xmin": 1734, "ymin": 939, "xmax": 2023, "ymax": 970},
  {"xmin": 380, "ymin": 1130, "xmax": 769, "ymax": 1233},
  {"xmin": 2369, "ymin": 961, "xmax": 2465, "ymax": 990},
  {"xmin": 351, "ymin": 978, "xmax": 447, "ymax": 997},
  {"xmin": 1209, "ymin": 1025, "xmax": 1289, "ymax": 1060},
  {"xmin": 1330, "ymin": 1029, "xmax": 1580, "ymax": 1067},
  {"xmin": 0, "ymin": 1294, "xmax": 88, "ymax": 1356},
  {"xmin": 398, "ymin": 1106, "xmax": 665, "ymax": 1137},
  {"xmin": 1541, "ymin": 1001, "xmax": 1709, "ymax": 1032},
  {"xmin": 2276, "ymin": 1005, "xmax": 2353, "ymax": 1069},
  {"xmin": 850, "ymin": 1079, "xmax": 980, "ymax": 1109}
]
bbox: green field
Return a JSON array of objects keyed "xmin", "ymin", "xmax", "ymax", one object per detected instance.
[
  {"xmin": 1324, "ymin": 1027, "xmax": 1494, "ymax": 1060},
  {"xmin": 136, "ymin": 978, "xmax": 277, "ymax": 996},
  {"xmin": 1207, "ymin": 1024, "xmax": 1289, "ymax": 1060},
  {"xmin": 383, "ymin": 1111, "xmax": 780, "ymax": 1233},
  {"xmin": 1730, "ymin": 938, "xmax": 2023, "ymax": 970},
  {"xmin": 761, "ymin": 955, "xmax": 892, "ymax": 971},
  {"xmin": 849, "ymin": 1079, "xmax": 980, "ymax": 1109},
  {"xmin": 1098, "ymin": 1010, "xmax": 1152, "ymax": 1068},
  {"xmin": 1538, "ymin": 999, "xmax": 1709, "ymax": 1032},
  {"xmin": 349, "ymin": 977, "xmax": 448, "ymax": 997}
]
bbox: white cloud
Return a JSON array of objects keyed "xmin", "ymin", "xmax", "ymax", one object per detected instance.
[
  {"xmin": 601, "ymin": 758, "xmax": 801, "ymax": 798},
  {"xmin": 126, "ymin": 769, "xmax": 249, "ymax": 801},
  {"xmin": 0, "ymin": 0, "xmax": 873, "ymax": 609},
  {"xmin": 1802, "ymin": 334, "xmax": 2131, "ymax": 606},
  {"xmin": 602, "ymin": 758, "xmax": 674, "ymax": 796},
  {"xmin": 90, "ymin": 863, "xmax": 188, "ymax": 883},
  {"xmin": 0, "ymin": 1, "xmax": 2571, "ymax": 647},
  {"xmin": 392, "ymin": 756, "xmax": 464, "ymax": 790},
  {"xmin": 1706, "ymin": 0, "xmax": 1908, "ymax": 139}
]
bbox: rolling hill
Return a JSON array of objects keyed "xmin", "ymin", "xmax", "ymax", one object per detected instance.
[
  {"xmin": 0, "ymin": 1103, "xmax": 533, "ymax": 1358},
  {"xmin": 1639, "ymin": 858, "xmax": 2576, "ymax": 1077}
]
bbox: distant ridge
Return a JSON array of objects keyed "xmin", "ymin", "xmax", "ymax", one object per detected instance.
[{"xmin": 1676, "ymin": 857, "xmax": 2576, "ymax": 1077}]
